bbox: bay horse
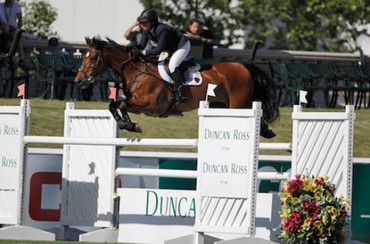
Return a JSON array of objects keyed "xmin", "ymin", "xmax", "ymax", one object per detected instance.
[{"xmin": 74, "ymin": 37, "xmax": 279, "ymax": 138}]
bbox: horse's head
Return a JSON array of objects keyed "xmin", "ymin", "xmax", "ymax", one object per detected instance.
[{"xmin": 74, "ymin": 37, "xmax": 109, "ymax": 89}]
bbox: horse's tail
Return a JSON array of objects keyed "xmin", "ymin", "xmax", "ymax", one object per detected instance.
[{"xmin": 244, "ymin": 63, "xmax": 280, "ymax": 124}]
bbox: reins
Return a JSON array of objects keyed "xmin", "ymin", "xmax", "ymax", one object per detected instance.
[
  {"xmin": 124, "ymin": 52, "xmax": 164, "ymax": 81},
  {"xmin": 86, "ymin": 50, "xmax": 103, "ymax": 80},
  {"xmin": 119, "ymin": 54, "xmax": 136, "ymax": 67}
]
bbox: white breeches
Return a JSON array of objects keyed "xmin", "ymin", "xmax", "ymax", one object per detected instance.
[{"xmin": 168, "ymin": 40, "xmax": 191, "ymax": 73}]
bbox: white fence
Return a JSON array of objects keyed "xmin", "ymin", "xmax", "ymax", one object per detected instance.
[
  {"xmin": 0, "ymin": 100, "xmax": 29, "ymax": 225},
  {"xmin": 0, "ymin": 99, "xmax": 355, "ymax": 244}
]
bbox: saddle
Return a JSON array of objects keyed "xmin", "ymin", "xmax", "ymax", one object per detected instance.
[{"xmin": 157, "ymin": 52, "xmax": 205, "ymax": 86}]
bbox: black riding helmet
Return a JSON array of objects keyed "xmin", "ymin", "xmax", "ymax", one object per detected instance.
[{"xmin": 137, "ymin": 9, "xmax": 159, "ymax": 25}]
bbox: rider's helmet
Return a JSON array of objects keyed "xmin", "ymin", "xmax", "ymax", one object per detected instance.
[{"xmin": 137, "ymin": 9, "xmax": 159, "ymax": 25}]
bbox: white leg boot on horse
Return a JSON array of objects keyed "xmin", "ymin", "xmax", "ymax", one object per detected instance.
[{"xmin": 171, "ymin": 67, "xmax": 187, "ymax": 105}]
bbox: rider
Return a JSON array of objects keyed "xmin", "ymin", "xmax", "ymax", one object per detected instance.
[{"xmin": 133, "ymin": 9, "xmax": 190, "ymax": 105}]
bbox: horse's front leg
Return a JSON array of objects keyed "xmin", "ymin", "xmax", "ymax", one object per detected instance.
[
  {"xmin": 109, "ymin": 100, "xmax": 125, "ymax": 128},
  {"xmin": 108, "ymin": 101, "xmax": 142, "ymax": 132},
  {"xmin": 121, "ymin": 109, "xmax": 142, "ymax": 133}
]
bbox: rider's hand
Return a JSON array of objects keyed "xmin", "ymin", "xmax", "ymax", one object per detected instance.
[{"xmin": 132, "ymin": 49, "xmax": 142, "ymax": 57}]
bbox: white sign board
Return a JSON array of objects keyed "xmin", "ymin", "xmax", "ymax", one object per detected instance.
[
  {"xmin": 196, "ymin": 101, "xmax": 261, "ymax": 235},
  {"xmin": 0, "ymin": 100, "xmax": 29, "ymax": 224},
  {"xmin": 117, "ymin": 188, "xmax": 196, "ymax": 244},
  {"xmin": 60, "ymin": 103, "xmax": 118, "ymax": 227},
  {"xmin": 198, "ymin": 116, "xmax": 254, "ymax": 198},
  {"xmin": 291, "ymin": 105, "xmax": 355, "ymax": 200}
]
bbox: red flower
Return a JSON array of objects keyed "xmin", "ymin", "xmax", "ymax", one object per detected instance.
[
  {"xmin": 314, "ymin": 177, "xmax": 326, "ymax": 186},
  {"xmin": 283, "ymin": 210, "xmax": 303, "ymax": 232},
  {"xmin": 339, "ymin": 207, "xmax": 347, "ymax": 217},
  {"xmin": 302, "ymin": 200, "xmax": 311, "ymax": 209},
  {"xmin": 288, "ymin": 175, "xmax": 304, "ymax": 195},
  {"xmin": 301, "ymin": 199, "xmax": 319, "ymax": 216}
]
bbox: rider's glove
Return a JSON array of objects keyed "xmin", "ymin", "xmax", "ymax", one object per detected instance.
[{"xmin": 132, "ymin": 49, "xmax": 143, "ymax": 57}]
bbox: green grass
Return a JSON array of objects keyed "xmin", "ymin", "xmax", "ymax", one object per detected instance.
[{"xmin": 1, "ymin": 98, "xmax": 369, "ymax": 157}]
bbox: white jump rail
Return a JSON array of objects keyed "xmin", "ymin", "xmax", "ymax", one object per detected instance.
[
  {"xmin": 23, "ymin": 136, "xmax": 198, "ymax": 148},
  {"xmin": 115, "ymin": 167, "xmax": 290, "ymax": 180},
  {"xmin": 23, "ymin": 136, "xmax": 291, "ymax": 181},
  {"xmin": 23, "ymin": 136, "xmax": 291, "ymax": 151}
]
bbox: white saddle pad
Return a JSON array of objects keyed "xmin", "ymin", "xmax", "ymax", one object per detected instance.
[{"xmin": 158, "ymin": 61, "xmax": 203, "ymax": 86}]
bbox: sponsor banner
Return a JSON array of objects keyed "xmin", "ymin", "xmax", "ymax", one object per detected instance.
[
  {"xmin": 117, "ymin": 188, "xmax": 195, "ymax": 243},
  {"xmin": 0, "ymin": 105, "xmax": 26, "ymax": 224},
  {"xmin": 23, "ymin": 152, "xmax": 63, "ymax": 229}
]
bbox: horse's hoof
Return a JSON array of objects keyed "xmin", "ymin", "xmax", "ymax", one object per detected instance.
[
  {"xmin": 260, "ymin": 129, "xmax": 276, "ymax": 139},
  {"xmin": 134, "ymin": 124, "xmax": 142, "ymax": 133}
]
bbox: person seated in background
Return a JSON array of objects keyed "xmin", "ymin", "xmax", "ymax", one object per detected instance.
[
  {"xmin": 0, "ymin": 11, "xmax": 7, "ymax": 53},
  {"xmin": 0, "ymin": 0, "xmax": 22, "ymax": 54},
  {"xmin": 44, "ymin": 37, "xmax": 72, "ymax": 100},
  {"xmin": 45, "ymin": 37, "xmax": 69, "ymax": 55},
  {"xmin": 183, "ymin": 16, "xmax": 216, "ymax": 59}
]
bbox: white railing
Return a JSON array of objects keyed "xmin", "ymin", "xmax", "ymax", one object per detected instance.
[
  {"xmin": 23, "ymin": 135, "xmax": 291, "ymax": 181},
  {"xmin": 24, "ymin": 136, "xmax": 291, "ymax": 150},
  {"xmin": 114, "ymin": 167, "xmax": 290, "ymax": 180}
]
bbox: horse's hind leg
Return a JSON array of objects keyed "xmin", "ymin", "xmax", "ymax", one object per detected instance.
[{"xmin": 260, "ymin": 119, "xmax": 276, "ymax": 139}]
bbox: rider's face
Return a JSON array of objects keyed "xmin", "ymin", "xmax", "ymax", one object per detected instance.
[{"xmin": 140, "ymin": 22, "xmax": 151, "ymax": 31}]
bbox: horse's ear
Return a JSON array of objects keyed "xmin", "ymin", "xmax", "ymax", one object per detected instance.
[{"xmin": 85, "ymin": 37, "xmax": 93, "ymax": 47}]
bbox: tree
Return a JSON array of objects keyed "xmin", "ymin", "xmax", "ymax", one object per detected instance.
[
  {"xmin": 21, "ymin": 0, "xmax": 58, "ymax": 39},
  {"xmin": 141, "ymin": 0, "xmax": 370, "ymax": 52},
  {"xmin": 242, "ymin": 0, "xmax": 370, "ymax": 52}
]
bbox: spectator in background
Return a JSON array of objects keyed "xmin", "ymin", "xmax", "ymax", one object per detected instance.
[
  {"xmin": 44, "ymin": 37, "xmax": 72, "ymax": 100},
  {"xmin": 45, "ymin": 37, "xmax": 69, "ymax": 56},
  {"xmin": 45, "ymin": 37, "xmax": 59, "ymax": 54},
  {"xmin": 0, "ymin": 0, "xmax": 22, "ymax": 51},
  {"xmin": 0, "ymin": 9, "xmax": 7, "ymax": 53},
  {"xmin": 123, "ymin": 20, "xmax": 152, "ymax": 50},
  {"xmin": 124, "ymin": 21, "xmax": 142, "ymax": 45},
  {"xmin": 183, "ymin": 15, "xmax": 216, "ymax": 59}
]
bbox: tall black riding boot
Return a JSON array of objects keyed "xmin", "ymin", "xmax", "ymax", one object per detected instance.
[{"xmin": 171, "ymin": 68, "xmax": 186, "ymax": 105}]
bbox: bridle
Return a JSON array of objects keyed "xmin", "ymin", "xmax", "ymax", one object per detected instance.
[
  {"xmin": 77, "ymin": 45, "xmax": 161, "ymax": 89},
  {"xmin": 77, "ymin": 49, "xmax": 104, "ymax": 88}
]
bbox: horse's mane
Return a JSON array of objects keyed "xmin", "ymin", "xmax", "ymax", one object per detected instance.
[{"xmin": 89, "ymin": 36, "xmax": 130, "ymax": 51}]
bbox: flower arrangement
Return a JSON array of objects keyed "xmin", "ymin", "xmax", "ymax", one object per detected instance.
[{"xmin": 278, "ymin": 175, "xmax": 350, "ymax": 243}]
